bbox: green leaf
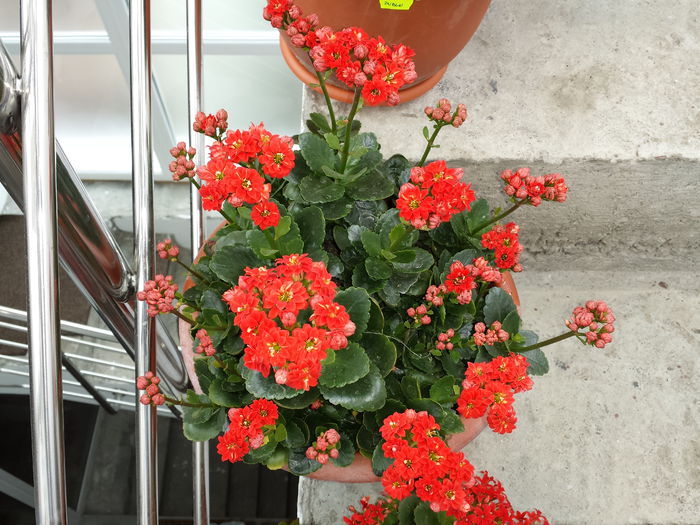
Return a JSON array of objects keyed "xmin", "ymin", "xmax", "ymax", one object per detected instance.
[
  {"xmin": 318, "ymin": 197, "xmax": 354, "ymax": 220},
  {"xmin": 274, "ymin": 216, "xmax": 292, "ymax": 240},
  {"xmin": 183, "ymin": 408, "xmax": 226, "ymax": 441},
  {"xmin": 246, "ymin": 229, "xmax": 278, "ymax": 258},
  {"xmin": 429, "ymin": 376, "xmax": 457, "ymax": 405},
  {"xmin": 502, "ymin": 310, "xmax": 521, "ymax": 336},
  {"xmin": 520, "ymin": 348, "xmax": 549, "ymax": 375},
  {"xmin": 319, "ymin": 365, "xmax": 386, "ymax": 411},
  {"xmin": 334, "ymin": 287, "xmax": 371, "ymax": 336},
  {"xmin": 365, "ymin": 257, "xmax": 392, "ymax": 280},
  {"xmin": 371, "ymin": 441, "xmax": 393, "ymax": 477},
  {"xmin": 391, "ymin": 248, "xmax": 434, "ymax": 274},
  {"xmin": 367, "ymin": 299, "xmax": 385, "ymax": 332},
  {"xmin": 324, "ymin": 132, "xmax": 340, "ymax": 150},
  {"xmin": 299, "ymin": 175, "xmax": 345, "ymax": 203},
  {"xmin": 414, "ymin": 501, "xmax": 448, "ymax": 525},
  {"xmin": 400, "ymin": 375, "xmax": 422, "ymax": 400},
  {"xmin": 466, "ymin": 198, "xmax": 491, "ymax": 233},
  {"xmin": 275, "ymin": 388, "xmax": 320, "ymax": 409},
  {"xmin": 241, "ymin": 366, "xmax": 304, "ymax": 400},
  {"xmin": 284, "ymin": 419, "xmax": 309, "ymax": 449},
  {"xmin": 352, "ymin": 264, "xmax": 385, "ymax": 294},
  {"xmin": 345, "ymin": 171, "xmax": 395, "ymax": 201},
  {"xmin": 422, "ymin": 126, "xmax": 430, "ymax": 140},
  {"xmin": 209, "ymin": 246, "xmax": 263, "ymax": 284},
  {"xmin": 398, "ymin": 495, "xmax": 420, "ymax": 525},
  {"xmin": 361, "ymin": 332, "xmax": 397, "ymax": 377},
  {"xmin": 287, "ymin": 448, "xmax": 322, "ymax": 475},
  {"xmin": 208, "ymin": 379, "xmax": 241, "ymax": 407},
  {"xmin": 308, "ymin": 112, "xmax": 331, "ymax": 133},
  {"xmin": 319, "ymin": 343, "xmax": 371, "ymax": 388},
  {"xmin": 484, "ymin": 287, "xmax": 517, "ymax": 325},
  {"xmin": 391, "ymin": 249, "xmax": 417, "ymax": 264},
  {"xmin": 361, "ymin": 230, "xmax": 382, "ymax": 257},
  {"xmin": 331, "ymin": 435, "xmax": 356, "ymax": 467},
  {"xmin": 440, "ymin": 410, "xmax": 465, "ymax": 435},
  {"xmin": 299, "ymin": 132, "xmax": 336, "ymax": 174},
  {"xmin": 294, "ymin": 206, "xmax": 325, "ymax": 249},
  {"xmin": 322, "ymin": 165, "xmax": 368, "ymax": 184}
]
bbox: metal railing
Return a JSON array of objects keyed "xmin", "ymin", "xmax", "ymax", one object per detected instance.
[{"xmin": 0, "ymin": 0, "xmax": 209, "ymax": 523}]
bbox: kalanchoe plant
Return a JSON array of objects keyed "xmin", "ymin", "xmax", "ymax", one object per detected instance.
[{"xmin": 135, "ymin": 1, "xmax": 617, "ymax": 523}]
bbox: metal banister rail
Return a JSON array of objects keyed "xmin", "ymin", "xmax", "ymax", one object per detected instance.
[
  {"xmin": 129, "ymin": 0, "xmax": 159, "ymax": 522},
  {"xmin": 20, "ymin": 2, "xmax": 66, "ymax": 524},
  {"xmin": 186, "ymin": 2, "xmax": 210, "ymax": 524},
  {"xmin": 0, "ymin": 0, "xmax": 212, "ymax": 523}
]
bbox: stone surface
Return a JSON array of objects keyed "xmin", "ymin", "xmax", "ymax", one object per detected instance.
[
  {"xmin": 306, "ymin": 1, "xmax": 700, "ymax": 163},
  {"xmin": 298, "ymin": 271, "xmax": 700, "ymax": 524}
]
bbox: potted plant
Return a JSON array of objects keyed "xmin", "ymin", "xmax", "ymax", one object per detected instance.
[
  {"xmin": 135, "ymin": 1, "xmax": 616, "ymax": 522},
  {"xmin": 275, "ymin": 0, "xmax": 492, "ymax": 103}
]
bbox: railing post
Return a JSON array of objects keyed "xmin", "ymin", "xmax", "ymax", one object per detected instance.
[
  {"xmin": 187, "ymin": 1, "xmax": 210, "ymax": 524},
  {"xmin": 130, "ymin": 0, "xmax": 159, "ymax": 523},
  {"xmin": 20, "ymin": 1, "xmax": 67, "ymax": 523}
]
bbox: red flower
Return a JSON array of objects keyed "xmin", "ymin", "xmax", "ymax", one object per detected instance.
[
  {"xmin": 457, "ymin": 387, "xmax": 491, "ymax": 418},
  {"xmin": 251, "ymin": 200, "xmax": 281, "ymax": 230},
  {"xmin": 481, "ymin": 222, "xmax": 523, "ymax": 271},
  {"xmin": 361, "ymin": 77, "xmax": 389, "ymax": 106},
  {"xmin": 259, "ymin": 135, "xmax": 295, "ymax": 178},
  {"xmin": 217, "ymin": 430, "xmax": 248, "ymax": 463}
]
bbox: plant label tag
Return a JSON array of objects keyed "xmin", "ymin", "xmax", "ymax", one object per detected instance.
[{"xmin": 379, "ymin": 0, "xmax": 414, "ymax": 10}]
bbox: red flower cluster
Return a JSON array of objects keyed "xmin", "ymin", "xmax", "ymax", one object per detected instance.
[
  {"xmin": 265, "ymin": 0, "xmax": 417, "ymax": 106},
  {"xmin": 136, "ymin": 372, "xmax": 165, "ymax": 406},
  {"xmin": 457, "ymin": 354, "xmax": 533, "ymax": 434},
  {"xmin": 193, "ymin": 109, "xmax": 228, "ymax": 138},
  {"xmin": 156, "ymin": 238, "xmax": 179, "ymax": 261},
  {"xmin": 406, "ymin": 304, "xmax": 432, "ymax": 326},
  {"xmin": 195, "ymin": 329, "xmax": 216, "ymax": 356},
  {"xmin": 217, "ymin": 399, "xmax": 279, "ymax": 464},
  {"xmin": 443, "ymin": 257, "xmax": 503, "ymax": 305},
  {"xmin": 343, "ymin": 497, "xmax": 396, "ymax": 525},
  {"xmin": 425, "ymin": 98, "xmax": 468, "ymax": 128},
  {"xmin": 397, "ymin": 160, "xmax": 476, "ymax": 230},
  {"xmin": 565, "ymin": 300, "xmax": 615, "ymax": 348},
  {"xmin": 305, "ymin": 428, "xmax": 341, "ymax": 464},
  {"xmin": 501, "ymin": 167, "xmax": 568, "ymax": 207},
  {"xmin": 222, "ymin": 254, "xmax": 355, "ymax": 391},
  {"xmin": 481, "ymin": 222, "xmax": 524, "ymax": 272},
  {"xmin": 168, "ymin": 142, "xmax": 197, "ymax": 181},
  {"xmin": 462, "ymin": 472, "xmax": 549, "ymax": 525},
  {"xmin": 472, "ymin": 321, "xmax": 510, "ymax": 346},
  {"xmin": 136, "ymin": 274, "xmax": 178, "ymax": 317},
  {"xmin": 380, "ymin": 410, "xmax": 476, "ymax": 517},
  {"xmin": 196, "ymin": 119, "xmax": 295, "ymax": 229}
]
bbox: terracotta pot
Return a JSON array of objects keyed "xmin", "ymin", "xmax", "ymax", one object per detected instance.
[
  {"xmin": 280, "ymin": 0, "xmax": 492, "ymax": 104},
  {"xmin": 179, "ymin": 226, "xmax": 519, "ymax": 482}
]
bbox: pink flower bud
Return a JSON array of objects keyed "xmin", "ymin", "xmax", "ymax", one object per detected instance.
[
  {"xmin": 421, "ymin": 315, "xmax": 431, "ymax": 325},
  {"xmin": 317, "ymin": 453, "xmax": 329, "ymax": 464},
  {"xmin": 330, "ymin": 448, "xmax": 339, "ymax": 459}
]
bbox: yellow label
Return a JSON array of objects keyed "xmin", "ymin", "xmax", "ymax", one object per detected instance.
[{"xmin": 379, "ymin": 0, "xmax": 414, "ymax": 10}]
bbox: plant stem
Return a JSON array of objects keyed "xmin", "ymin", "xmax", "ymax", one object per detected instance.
[
  {"xmin": 163, "ymin": 395, "xmax": 216, "ymax": 408},
  {"xmin": 339, "ymin": 87, "xmax": 363, "ymax": 173},
  {"xmin": 315, "ymin": 70, "xmax": 337, "ymax": 133},
  {"xmin": 417, "ymin": 123, "xmax": 445, "ymax": 167},
  {"xmin": 189, "ymin": 177, "xmax": 201, "ymax": 190},
  {"xmin": 175, "ymin": 259, "xmax": 206, "ymax": 282},
  {"xmin": 263, "ymin": 227, "xmax": 278, "ymax": 248},
  {"xmin": 471, "ymin": 199, "xmax": 528, "ymax": 234},
  {"xmin": 218, "ymin": 206, "xmax": 237, "ymax": 225},
  {"xmin": 172, "ymin": 308, "xmax": 197, "ymax": 327},
  {"xmin": 512, "ymin": 331, "xmax": 577, "ymax": 353}
]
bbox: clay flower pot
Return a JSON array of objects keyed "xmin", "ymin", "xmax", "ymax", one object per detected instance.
[
  {"xmin": 279, "ymin": 0, "xmax": 492, "ymax": 104},
  {"xmin": 178, "ymin": 246, "xmax": 519, "ymax": 483}
]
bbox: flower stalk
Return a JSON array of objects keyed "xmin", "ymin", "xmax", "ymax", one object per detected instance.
[{"xmin": 339, "ymin": 87, "xmax": 363, "ymax": 173}]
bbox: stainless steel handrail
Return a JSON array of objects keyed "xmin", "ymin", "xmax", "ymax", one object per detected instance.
[
  {"xmin": 187, "ymin": 2, "xmax": 210, "ymax": 523},
  {"xmin": 20, "ymin": 1, "xmax": 67, "ymax": 523},
  {"xmin": 0, "ymin": 40, "xmax": 188, "ymax": 393},
  {"xmin": 130, "ymin": 1, "xmax": 159, "ymax": 523}
]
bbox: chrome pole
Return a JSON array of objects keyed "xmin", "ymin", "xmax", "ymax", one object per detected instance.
[
  {"xmin": 20, "ymin": 0, "xmax": 67, "ymax": 524},
  {"xmin": 187, "ymin": 2, "xmax": 209, "ymax": 523},
  {"xmin": 130, "ymin": 0, "xmax": 158, "ymax": 523}
]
